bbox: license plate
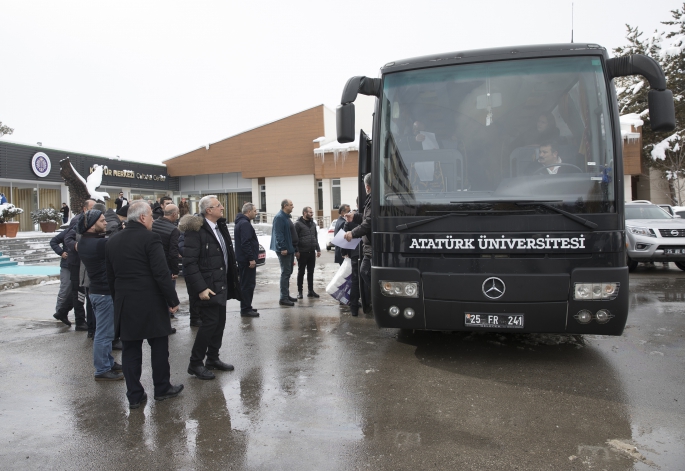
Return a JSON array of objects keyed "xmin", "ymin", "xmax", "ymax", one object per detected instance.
[
  {"xmin": 258, "ymin": 253, "xmax": 266, "ymax": 259},
  {"xmin": 664, "ymin": 248, "xmax": 685, "ymax": 254},
  {"xmin": 465, "ymin": 312, "xmax": 524, "ymax": 329}
]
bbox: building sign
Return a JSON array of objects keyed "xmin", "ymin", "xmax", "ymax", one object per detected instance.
[
  {"xmin": 89, "ymin": 166, "xmax": 167, "ymax": 182},
  {"xmin": 31, "ymin": 152, "xmax": 52, "ymax": 178},
  {"xmin": 405, "ymin": 234, "xmax": 589, "ymax": 251}
]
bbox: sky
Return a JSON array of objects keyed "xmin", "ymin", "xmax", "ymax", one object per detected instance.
[{"xmin": 0, "ymin": 0, "xmax": 679, "ymax": 165}]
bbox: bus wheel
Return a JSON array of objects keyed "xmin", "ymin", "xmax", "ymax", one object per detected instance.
[
  {"xmin": 627, "ymin": 256, "xmax": 638, "ymax": 272},
  {"xmin": 675, "ymin": 262, "xmax": 685, "ymax": 271}
]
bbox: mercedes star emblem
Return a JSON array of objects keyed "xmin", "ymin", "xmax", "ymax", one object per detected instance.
[{"xmin": 482, "ymin": 277, "xmax": 506, "ymax": 299}]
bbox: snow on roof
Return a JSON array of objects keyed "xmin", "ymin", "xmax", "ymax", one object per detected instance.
[
  {"xmin": 313, "ymin": 133, "xmax": 372, "ymax": 164},
  {"xmin": 620, "ymin": 113, "xmax": 643, "ymax": 142}
]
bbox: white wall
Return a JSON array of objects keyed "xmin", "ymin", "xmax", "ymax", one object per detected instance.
[
  {"xmin": 265, "ymin": 175, "xmax": 316, "ymax": 219},
  {"xmin": 251, "ymin": 178, "xmax": 260, "ymax": 208},
  {"xmin": 624, "ymin": 179, "xmax": 632, "ymax": 202},
  {"xmin": 340, "ymin": 177, "xmax": 359, "ymax": 210}
]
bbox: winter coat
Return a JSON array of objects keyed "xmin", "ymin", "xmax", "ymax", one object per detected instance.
[
  {"xmin": 64, "ymin": 225, "xmax": 81, "ymax": 267},
  {"xmin": 152, "ymin": 202, "xmax": 164, "ymax": 220},
  {"xmin": 104, "ymin": 209, "xmax": 121, "ymax": 235},
  {"xmin": 105, "ymin": 220, "xmax": 179, "ymax": 340},
  {"xmin": 334, "ymin": 216, "xmax": 346, "ymax": 264},
  {"xmin": 350, "ymin": 195, "xmax": 372, "ymax": 259},
  {"xmin": 50, "ymin": 230, "xmax": 70, "ymax": 269},
  {"xmin": 270, "ymin": 210, "xmax": 295, "ymax": 254},
  {"xmin": 294, "ymin": 216, "xmax": 320, "ymax": 253},
  {"xmin": 79, "ymin": 232, "xmax": 110, "ymax": 295},
  {"xmin": 114, "ymin": 197, "xmax": 128, "ymax": 211},
  {"xmin": 152, "ymin": 217, "xmax": 181, "ymax": 275},
  {"xmin": 234, "ymin": 213, "xmax": 259, "ymax": 263},
  {"xmin": 179, "ymin": 214, "xmax": 242, "ymax": 306}
]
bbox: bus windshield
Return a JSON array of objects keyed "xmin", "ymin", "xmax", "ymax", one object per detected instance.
[{"xmin": 378, "ymin": 57, "xmax": 616, "ymax": 216}]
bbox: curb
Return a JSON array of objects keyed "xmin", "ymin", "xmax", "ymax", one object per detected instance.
[{"xmin": 0, "ymin": 274, "xmax": 61, "ymax": 291}]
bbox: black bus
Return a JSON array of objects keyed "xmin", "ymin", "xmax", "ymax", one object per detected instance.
[{"xmin": 336, "ymin": 44, "xmax": 675, "ymax": 335}]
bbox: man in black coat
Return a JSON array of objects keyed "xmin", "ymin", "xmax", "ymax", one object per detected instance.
[
  {"xmin": 152, "ymin": 203, "xmax": 181, "ymax": 280},
  {"xmin": 234, "ymin": 202, "xmax": 260, "ymax": 318},
  {"xmin": 50, "ymin": 227, "xmax": 74, "ymax": 326},
  {"xmin": 294, "ymin": 206, "xmax": 321, "ymax": 299},
  {"xmin": 114, "ymin": 192, "xmax": 128, "ymax": 211},
  {"xmin": 345, "ymin": 173, "xmax": 373, "ymax": 314},
  {"xmin": 105, "ymin": 201, "xmax": 183, "ymax": 408},
  {"xmin": 64, "ymin": 198, "xmax": 96, "ymax": 331},
  {"xmin": 180, "ymin": 195, "xmax": 242, "ymax": 380}
]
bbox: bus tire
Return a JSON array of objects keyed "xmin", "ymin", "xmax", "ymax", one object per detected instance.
[
  {"xmin": 675, "ymin": 262, "xmax": 685, "ymax": 271},
  {"xmin": 627, "ymin": 256, "xmax": 638, "ymax": 272}
]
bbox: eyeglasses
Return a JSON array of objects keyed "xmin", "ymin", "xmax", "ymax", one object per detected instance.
[{"xmin": 208, "ymin": 204, "xmax": 224, "ymax": 209}]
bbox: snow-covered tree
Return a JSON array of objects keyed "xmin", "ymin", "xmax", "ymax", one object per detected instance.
[
  {"xmin": 0, "ymin": 121, "xmax": 13, "ymax": 138},
  {"xmin": 614, "ymin": 5, "xmax": 685, "ymax": 204}
]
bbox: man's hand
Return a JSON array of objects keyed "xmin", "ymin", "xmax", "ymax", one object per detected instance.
[
  {"xmin": 169, "ymin": 304, "xmax": 180, "ymax": 314},
  {"xmin": 316, "ymin": 251, "xmax": 321, "ymax": 258},
  {"xmin": 199, "ymin": 288, "xmax": 215, "ymax": 301},
  {"xmin": 295, "ymin": 252, "xmax": 300, "ymax": 260},
  {"xmin": 344, "ymin": 212, "xmax": 354, "ymax": 222},
  {"xmin": 416, "ymin": 133, "xmax": 426, "ymax": 142},
  {"xmin": 281, "ymin": 249, "xmax": 288, "ymax": 255},
  {"xmin": 61, "ymin": 252, "xmax": 68, "ymax": 259},
  {"xmin": 171, "ymin": 274, "xmax": 178, "ymax": 280},
  {"xmin": 344, "ymin": 231, "xmax": 353, "ymax": 242},
  {"xmin": 249, "ymin": 260, "xmax": 256, "ymax": 269}
]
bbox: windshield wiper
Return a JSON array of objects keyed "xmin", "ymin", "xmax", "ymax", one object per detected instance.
[
  {"xmin": 515, "ymin": 201, "xmax": 598, "ymax": 230},
  {"xmin": 396, "ymin": 212, "xmax": 468, "ymax": 231}
]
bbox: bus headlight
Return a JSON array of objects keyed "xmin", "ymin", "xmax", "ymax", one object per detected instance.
[
  {"xmin": 575, "ymin": 310, "xmax": 593, "ymax": 324},
  {"xmin": 380, "ymin": 281, "xmax": 419, "ymax": 298},
  {"xmin": 389, "ymin": 306, "xmax": 400, "ymax": 317},
  {"xmin": 403, "ymin": 308, "xmax": 415, "ymax": 319},
  {"xmin": 595, "ymin": 309, "xmax": 613, "ymax": 323},
  {"xmin": 573, "ymin": 282, "xmax": 620, "ymax": 300}
]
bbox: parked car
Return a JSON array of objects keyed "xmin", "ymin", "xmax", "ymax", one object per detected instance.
[
  {"xmin": 625, "ymin": 201, "xmax": 685, "ymax": 271},
  {"xmin": 256, "ymin": 244, "xmax": 266, "ymax": 267},
  {"xmin": 326, "ymin": 222, "xmax": 336, "ymax": 251}
]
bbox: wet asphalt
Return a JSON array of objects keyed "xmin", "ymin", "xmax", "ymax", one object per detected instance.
[{"xmin": 0, "ymin": 253, "xmax": 683, "ymax": 470}]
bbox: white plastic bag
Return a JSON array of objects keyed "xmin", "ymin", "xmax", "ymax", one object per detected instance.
[{"xmin": 326, "ymin": 258, "xmax": 353, "ymax": 304}]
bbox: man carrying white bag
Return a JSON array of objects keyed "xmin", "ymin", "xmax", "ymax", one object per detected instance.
[{"xmin": 326, "ymin": 228, "xmax": 361, "ymax": 304}]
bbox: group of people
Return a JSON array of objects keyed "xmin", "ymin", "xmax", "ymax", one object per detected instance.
[{"xmin": 48, "ymin": 186, "xmax": 373, "ymax": 409}]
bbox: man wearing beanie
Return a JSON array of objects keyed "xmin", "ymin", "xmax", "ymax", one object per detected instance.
[{"xmin": 77, "ymin": 209, "xmax": 123, "ymax": 381}]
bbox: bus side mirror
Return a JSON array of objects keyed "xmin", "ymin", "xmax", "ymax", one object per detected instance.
[
  {"xmin": 648, "ymin": 89, "xmax": 676, "ymax": 132},
  {"xmin": 337, "ymin": 103, "xmax": 355, "ymax": 143}
]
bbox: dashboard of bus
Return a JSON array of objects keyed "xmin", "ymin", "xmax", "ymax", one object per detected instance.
[{"xmin": 378, "ymin": 56, "xmax": 616, "ymax": 217}]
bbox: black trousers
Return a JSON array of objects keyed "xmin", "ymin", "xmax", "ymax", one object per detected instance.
[
  {"xmin": 238, "ymin": 261, "xmax": 256, "ymax": 313},
  {"xmin": 188, "ymin": 295, "xmax": 201, "ymax": 322},
  {"xmin": 297, "ymin": 251, "xmax": 316, "ymax": 292},
  {"xmin": 189, "ymin": 303, "xmax": 226, "ymax": 366},
  {"xmin": 68, "ymin": 265, "xmax": 86, "ymax": 324},
  {"xmin": 122, "ymin": 336, "xmax": 171, "ymax": 403},
  {"xmin": 349, "ymin": 257, "xmax": 361, "ymax": 310},
  {"xmin": 360, "ymin": 256, "xmax": 372, "ymax": 311}
]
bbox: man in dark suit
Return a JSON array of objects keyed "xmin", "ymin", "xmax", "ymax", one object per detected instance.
[
  {"xmin": 114, "ymin": 192, "xmax": 128, "ymax": 211},
  {"xmin": 105, "ymin": 201, "xmax": 183, "ymax": 409},
  {"xmin": 234, "ymin": 202, "xmax": 260, "ymax": 318},
  {"xmin": 181, "ymin": 195, "xmax": 242, "ymax": 380}
]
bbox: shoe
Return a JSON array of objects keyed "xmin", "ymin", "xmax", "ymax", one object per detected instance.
[
  {"xmin": 129, "ymin": 392, "xmax": 147, "ymax": 410},
  {"xmin": 205, "ymin": 359, "xmax": 234, "ymax": 371},
  {"xmin": 297, "ymin": 291, "xmax": 303, "ymax": 299},
  {"xmin": 187, "ymin": 364, "xmax": 215, "ymax": 380},
  {"xmin": 307, "ymin": 291, "xmax": 320, "ymax": 298},
  {"xmin": 112, "ymin": 339, "xmax": 123, "ymax": 350},
  {"xmin": 94, "ymin": 370, "xmax": 124, "ymax": 381},
  {"xmin": 279, "ymin": 299, "xmax": 294, "ymax": 307},
  {"xmin": 154, "ymin": 384, "xmax": 184, "ymax": 401},
  {"xmin": 170, "ymin": 328, "xmax": 177, "ymax": 335},
  {"xmin": 350, "ymin": 306, "xmax": 359, "ymax": 317},
  {"xmin": 112, "ymin": 362, "xmax": 123, "ymax": 373},
  {"xmin": 189, "ymin": 319, "xmax": 202, "ymax": 327},
  {"xmin": 240, "ymin": 310, "xmax": 259, "ymax": 317},
  {"xmin": 53, "ymin": 312, "xmax": 71, "ymax": 327},
  {"xmin": 288, "ymin": 296, "xmax": 298, "ymax": 302},
  {"xmin": 87, "ymin": 331, "xmax": 94, "ymax": 339},
  {"xmin": 75, "ymin": 322, "xmax": 88, "ymax": 331}
]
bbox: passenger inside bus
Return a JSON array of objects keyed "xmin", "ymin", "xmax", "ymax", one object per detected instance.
[{"xmin": 524, "ymin": 141, "xmax": 580, "ymax": 175}]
